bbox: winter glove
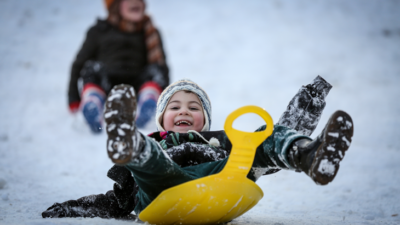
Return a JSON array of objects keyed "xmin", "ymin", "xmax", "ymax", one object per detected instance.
[
  {"xmin": 69, "ymin": 101, "xmax": 80, "ymax": 113},
  {"xmin": 42, "ymin": 200, "xmax": 90, "ymax": 218},
  {"xmin": 42, "ymin": 192, "xmax": 131, "ymax": 219},
  {"xmin": 160, "ymin": 132, "xmax": 208, "ymax": 149},
  {"xmin": 141, "ymin": 64, "xmax": 169, "ymax": 89},
  {"xmin": 42, "ymin": 202, "xmax": 71, "ymax": 218},
  {"xmin": 165, "ymin": 142, "xmax": 229, "ymax": 167}
]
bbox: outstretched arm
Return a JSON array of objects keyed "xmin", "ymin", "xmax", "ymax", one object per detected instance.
[{"xmin": 42, "ymin": 165, "xmax": 138, "ymax": 219}]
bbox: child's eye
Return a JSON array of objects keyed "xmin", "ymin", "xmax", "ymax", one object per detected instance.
[
  {"xmin": 190, "ymin": 107, "xmax": 199, "ymax": 111},
  {"xmin": 170, "ymin": 106, "xmax": 179, "ymax": 110}
]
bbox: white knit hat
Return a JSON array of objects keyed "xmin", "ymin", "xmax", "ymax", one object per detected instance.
[{"xmin": 155, "ymin": 79, "xmax": 212, "ymax": 131}]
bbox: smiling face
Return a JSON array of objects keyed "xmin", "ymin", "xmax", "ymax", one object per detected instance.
[
  {"xmin": 162, "ymin": 91, "xmax": 205, "ymax": 133},
  {"xmin": 119, "ymin": 0, "xmax": 145, "ymax": 22}
]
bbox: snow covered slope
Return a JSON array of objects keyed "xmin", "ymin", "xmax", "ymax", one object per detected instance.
[{"xmin": 0, "ymin": 0, "xmax": 399, "ymax": 224}]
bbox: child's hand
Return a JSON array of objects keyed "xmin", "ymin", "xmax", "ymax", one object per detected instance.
[
  {"xmin": 162, "ymin": 132, "xmax": 206, "ymax": 149},
  {"xmin": 42, "ymin": 203, "xmax": 68, "ymax": 218}
]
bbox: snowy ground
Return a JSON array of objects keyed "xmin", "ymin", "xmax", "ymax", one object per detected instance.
[{"xmin": 1, "ymin": 0, "xmax": 400, "ymax": 224}]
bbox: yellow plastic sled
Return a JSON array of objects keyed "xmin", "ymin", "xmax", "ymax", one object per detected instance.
[{"xmin": 139, "ymin": 106, "xmax": 274, "ymax": 225}]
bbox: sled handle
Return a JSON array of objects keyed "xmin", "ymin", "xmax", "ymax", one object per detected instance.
[{"xmin": 222, "ymin": 106, "xmax": 274, "ymax": 177}]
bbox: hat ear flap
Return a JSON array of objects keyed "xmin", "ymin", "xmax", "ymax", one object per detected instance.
[{"xmin": 201, "ymin": 110, "xmax": 210, "ymax": 132}]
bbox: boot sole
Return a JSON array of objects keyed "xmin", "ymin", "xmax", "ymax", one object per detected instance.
[
  {"xmin": 104, "ymin": 84, "xmax": 138, "ymax": 165},
  {"xmin": 309, "ymin": 110, "xmax": 354, "ymax": 185}
]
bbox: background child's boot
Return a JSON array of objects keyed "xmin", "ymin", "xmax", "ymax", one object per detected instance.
[
  {"xmin": 287, "ymin": 110, "xmax": 354, "ymax": 185},
  {"xmin": 135, "ymin": 81, "xmax": 162, "ymax": 128},
  {"xmin": 104, "ymin": 84, "xmax": 144, "ymax": 165},
  {"xmin": 81, "ymin": 84, "xmax": 106, "ymax": 133}
]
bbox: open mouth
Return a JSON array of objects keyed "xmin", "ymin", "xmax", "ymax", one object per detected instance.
[
  {"xmin": 175, "ymin": 120, "xmax": 192, "ymax": 126},
  {"xmin": 129, "ymin": 6, "xmax": 142, "ymax": 12}
]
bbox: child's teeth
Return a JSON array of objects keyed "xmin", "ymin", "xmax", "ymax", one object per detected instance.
[{"xmin": 175, "ymin": 121, "xmax": 191, "ymax": 126}]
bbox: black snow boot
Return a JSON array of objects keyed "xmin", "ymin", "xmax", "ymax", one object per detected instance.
[
  {"xmin": 287, "ymin": 110, "xmax": 354, "ymax": 185},
  {"xmin": 104, "ymin": 84, "xmax": 145, "ymax": 165},
  {"xmin": 277, "ymin": 75, "xmax": 332, "ymax": 136}
]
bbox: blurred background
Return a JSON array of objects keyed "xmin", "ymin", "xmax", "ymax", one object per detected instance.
[{"xmin": 0, "ymin": 0, "xmax": 399, "ymax": 224}]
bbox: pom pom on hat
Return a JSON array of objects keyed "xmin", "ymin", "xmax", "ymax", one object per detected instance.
[
  {"xmin": 104, "ymin": 0, "xmax": 116, "ymax": 9},
  {"xmin": 156, "ymin": 79, "xmax": 212, "ymax": 132}
]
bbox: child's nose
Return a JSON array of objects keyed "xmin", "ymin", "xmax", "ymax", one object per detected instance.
[{"xmin": 179, "ymin": 108, "xmax": 189, "ymax": 115}]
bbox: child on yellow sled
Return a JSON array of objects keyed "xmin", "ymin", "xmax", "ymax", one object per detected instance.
[{"xmin": 42, "ymin": 78, "xmax": 353, "ymax": 220}]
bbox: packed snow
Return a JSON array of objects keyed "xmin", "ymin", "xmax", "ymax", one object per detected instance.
[
  {"xmin": 317, "ymin": 159, "xmax": 336, "ymax": 176},
  {"xmin": 1, "ymin": 0, "xmax": 400, "ymax": 224}
]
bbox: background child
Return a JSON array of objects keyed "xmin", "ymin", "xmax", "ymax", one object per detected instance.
[
  {"xmin": 68, "ymin": 0, "xmax": 169, "ymax": 133},
  {"xmin": 42, "ymin": 79, "xmax": 353, "ymax": 220}
]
